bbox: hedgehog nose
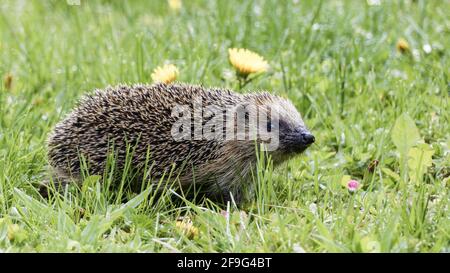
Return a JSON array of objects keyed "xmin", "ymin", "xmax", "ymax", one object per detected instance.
[{"xmin": 301, "ymin": 133, "xmax": 315, "ymax": 145}]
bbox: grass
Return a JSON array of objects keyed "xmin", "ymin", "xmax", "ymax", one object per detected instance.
[{"xmin": 0, "ymin": 0, "xmax": 449, "ymax": 252}]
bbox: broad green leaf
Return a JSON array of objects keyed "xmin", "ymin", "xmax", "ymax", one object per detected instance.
[
  {"xmin": 382, "ymin": 167, "xmax": 401, "ymax": 183},
  {"xmin": 80, "ymin": 215, "xmax": 105, "ymax": 245},
  {"xmin": 408, "ymin": 143, "xmax": 434, "ymax": 185},
  {"xmin": 13, "ymin": 188, "xmax": 55, "ymax": 219},
  {"xmin": 57, "ymin": 209, "xmax": 76, "ymax": 235},
  {"xmin": 80, "ymin": 188, "xmax": 151, "ymax": 244},
  {"xmin": 391, "ymin": 113, "xmax": 421, "ymax": 157},
  {"xmin": 0, "ymin": 218, "xmax": 9, "ymax": 242}
]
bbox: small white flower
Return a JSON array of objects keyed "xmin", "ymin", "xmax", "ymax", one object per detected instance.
[{"xmin": 423, "ymin": 44, "xmax": 432, "ymax": 54}]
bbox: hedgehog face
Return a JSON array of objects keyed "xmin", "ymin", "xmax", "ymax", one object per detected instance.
[
  {"xmin": 276, "ymin": 98, "xmax": 314, "ymax": 153},
  {"xmin": 257, "ymin": 96, "xmax": 314, "ymax": 160}
]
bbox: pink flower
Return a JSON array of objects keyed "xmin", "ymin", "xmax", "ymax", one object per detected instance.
[
  {"xmin": 347, "ymin": 180, "xmax": 360, "ymax": 192},
  {"xmin": 220, "ymin": 210, "xmax": 229, "ymax": 218}
]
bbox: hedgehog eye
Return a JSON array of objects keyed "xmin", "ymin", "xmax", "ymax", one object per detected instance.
[{"xmin": 267, "ymin": 121, "xmax": 272, "ymax": 132}]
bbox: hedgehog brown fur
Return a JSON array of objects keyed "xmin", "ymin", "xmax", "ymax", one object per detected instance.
[{"xmin": 45, "ymin": 83, "xmax": 314, "ymax": 204}]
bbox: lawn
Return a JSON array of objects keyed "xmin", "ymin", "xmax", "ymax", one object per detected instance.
[{"xmin": 0, "ymin": 0, "xmax": 448, "ymax": 252}]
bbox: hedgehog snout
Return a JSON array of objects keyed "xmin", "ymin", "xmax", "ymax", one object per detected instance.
[
  {"xmin": 295, "ymin": 127, "xmax": 314, "ymax": 145},
  {"xmin": 300, "ymin": 131, "xmax": 315, "ymax": 145},
  {"xmin": 283, "ymin": 127, "xmax": 314, "ymax": 153}
]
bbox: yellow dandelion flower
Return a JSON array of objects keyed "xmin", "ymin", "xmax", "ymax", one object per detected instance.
[
  {"xmin": 168, "ymin": 0, "xmax": 182, "ymax": 11},
  {"xmin": 151, "ymin": 64, "xmax": 179, "ymax": 84},
  {"xmin": 228, "ymin": 48, "xmax": 269, "ymax": 76},
  {"xmin": 175, "ymin": 218, "xmax": 199, "ymax": 239},
  {"xmin": 396, "ymin": 38, "xmax": 410, "ymax": 54}
]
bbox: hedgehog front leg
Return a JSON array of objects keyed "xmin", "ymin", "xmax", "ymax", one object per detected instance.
[
  {"xmin": 207, "ymin": 181, "xmax": 244, "ymax": 207},
  {"xmin": 223, "ymin": 188, "xmax": 244, "ymax": 207}
]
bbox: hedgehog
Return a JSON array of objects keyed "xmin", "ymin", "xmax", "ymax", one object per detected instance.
[{"xmin": 45, "ymin": 83, "xmax": 314, "ymax": 204}]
